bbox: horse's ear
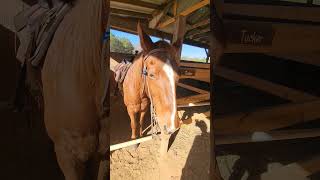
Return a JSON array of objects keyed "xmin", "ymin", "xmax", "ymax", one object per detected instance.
[
  {"xmin": 137, "ymin": 22, "xmax": 154, "ymax": 52},
  {"xmin": 172, "ymin": 38, "xmax": 183, "ymax": 53}
]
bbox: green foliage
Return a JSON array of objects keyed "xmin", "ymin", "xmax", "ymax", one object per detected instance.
[{"xmin": 110, "ymin": 33, "xmax": 134, "ymax": 54}]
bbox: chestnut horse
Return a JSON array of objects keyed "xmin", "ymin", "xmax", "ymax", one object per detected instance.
[
  {"xmin": 123, "ymin": 23, "xmax": 182, "ymax": 154},
  {"xmin": 41, "ymin": 0, "xmax": 108, "ymax": 179}
]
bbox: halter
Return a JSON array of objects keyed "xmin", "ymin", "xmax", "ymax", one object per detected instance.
[{"xmin": 141, "ymin": 48, "xmax": 170, "ymax": 136}]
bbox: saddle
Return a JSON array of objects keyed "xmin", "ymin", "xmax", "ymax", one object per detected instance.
[{"xmin": 12, "ymin": 1, "xmax": 72, "ymax": 111}]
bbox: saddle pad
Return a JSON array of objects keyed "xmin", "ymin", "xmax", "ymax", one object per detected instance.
[{"xmin": 114, "ymin": 60, "xmax": 132, "ymax": 84}]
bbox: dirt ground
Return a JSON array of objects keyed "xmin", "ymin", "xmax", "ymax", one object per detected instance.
[{"xmin": 110, "ymin": 84, "xmax": 211, "ymax": 180}]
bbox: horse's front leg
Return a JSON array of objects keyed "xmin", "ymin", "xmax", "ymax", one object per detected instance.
[
  {"xmin": 139, "ymin": 99, "xmax": 149, "ymax": 137},
  {"xmin": 127, "ymin": 107, "xmax": 138, "ymax": 139}
]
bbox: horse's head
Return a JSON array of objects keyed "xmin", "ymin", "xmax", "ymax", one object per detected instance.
[{"xmin": 137, "ymin": 23, "xmax": 182, "ymax": 135}]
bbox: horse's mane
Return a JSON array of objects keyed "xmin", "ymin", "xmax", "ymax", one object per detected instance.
[{"xmin": 133, "ymin": 40, "xmax": 173, "ymax": 62}]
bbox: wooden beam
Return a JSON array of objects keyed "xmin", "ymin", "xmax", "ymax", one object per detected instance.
[
  {"xmin": 158, "ymin": 0, "xmax": 210, "ymax": 28},
  {"xmin": 180, "ymin": 61, "xmax": 210, "ymax": 69},
  {"xmin": 180, "ymin": 67, "xmax": 210, "ymax": 82},
  {"xmin": 180, "ymin": 0, "xmax": 210, "ymax": 16},
  {"xmin": 216, "ymin": 129, "xmax": 320, "ymax": 145},
  {"xmin": 158, "ymin": 17, "xmax": 176, "ymax": 29},
  {"xmin": 110, "ymin": 8, "xmax": 152, "ymax": 19},
  {"xmin": 177, "ymin": 93, "xmax": 210, "ymax": 105},
  {"xmin": 110, "ymin": 15, "xmax": 173, "ymax": 40},
  {"xmin": 172, "ymin": 15, "xmax": 187, "ymax": 65},
  {"xmin": 215, "ymin": 100, "xmax": 320, "ymax": 135},
  {"xmin": 267, "ymin": 52, "xmax": 320, "ymax": 67},
  {"xmin": 173, "ymin": 0, "xmax": 178, "ymax": 16},
  {"xmin": 224, "ymin": 3, "xmax": 320, "ymax": 23},
  {"xmin": 178, "ymin": 82, "xmax": 209, "ymax": 94},
  {"xmin": 187, "ymin": 19, "xmax": 210, "ymax": 31},
  {"xmin": 149, "ymin": 1, "xmax": 173, "ymax": 29},
  {"xmin": 214, "ymin": 66, "xmax": 319, "ymax": 103},
  {"xmin": 111, "ymin": 0, "xmax": 159, "ymax": 9},
  {"xmin": 187, "ymin": 28, "xmax": 210, "ymax": 39}
]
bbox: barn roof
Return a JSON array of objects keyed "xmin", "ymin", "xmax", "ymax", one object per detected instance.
[
  {"xmin": 110, "ymin": 0, "xmax": 211, "ymax": 48},
  {"xmin": 110, "ymin": 0, "xmax": 320, "ymax": 49}
]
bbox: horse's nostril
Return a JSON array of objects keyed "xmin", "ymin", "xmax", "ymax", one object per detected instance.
[{"xmin": 163, "ymin": 125, "xmax": 167, "ymax": 131}]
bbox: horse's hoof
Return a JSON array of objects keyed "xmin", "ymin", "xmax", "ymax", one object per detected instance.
[{"xmin": 126, "ymin": 143, "xmax": 139, "ymax": 150}]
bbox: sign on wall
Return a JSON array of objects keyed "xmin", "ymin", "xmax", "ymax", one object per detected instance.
[{"xmin": 225, "ymin": 21, "xmax": 274, "ymax": 46}]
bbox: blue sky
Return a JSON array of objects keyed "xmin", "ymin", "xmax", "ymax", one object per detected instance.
[{"xmin": 111, "ymin": 29, "xmax": 207, "ymax": 59}]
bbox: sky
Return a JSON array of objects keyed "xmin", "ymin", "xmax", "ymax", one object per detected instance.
[{"xmin": 111, "ymin": 29, "xmax": 207, "ymax": 59}]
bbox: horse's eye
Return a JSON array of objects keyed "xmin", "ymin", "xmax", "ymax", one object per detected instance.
[{"xmin": 149, "ymin": 74, "xmax": 155, "ymax": 79}]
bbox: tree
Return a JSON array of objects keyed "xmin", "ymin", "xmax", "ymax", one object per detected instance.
[{"xmin": 110, "ymin": 33, "xmax": 134, "ymax": 54}]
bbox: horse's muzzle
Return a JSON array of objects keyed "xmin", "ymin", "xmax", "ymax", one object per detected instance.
[{"xmin": 162, "ymin": 125, "xmax": 178, "ymax": 135}]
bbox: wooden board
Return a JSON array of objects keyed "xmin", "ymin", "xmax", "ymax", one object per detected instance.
[
  {"xmin": 180, "ymin": 67, "xmax": 210, "ymax": 82},
  {"xmin": 216, "ymin": 129, "xmax": 320, "ymax": 145},
  {"xmin": 214, "ymin": 66, "xmax": 319, "ymax": 103},
  {"xmin": 267, "ymin": 52, "xmax": 320, "ymax": 67},
  {"xmin": 225, "ymin": 21, "xmax": 274, "ymax": 46},
  {"xmin": 224, "ymin": 3, "xmax": 320, "ymax": 23},
  {"xmin": 177, "ymin": 93, "xmax": 210, "ymax": 105},
  {"xmin": 225, "ymin": 20, "xmax": 320, "ymax": 53},
  {"xmin": 180, "ymin": 61, "xmax": 210, "ymax": 69},
  {"xmin": 215, "ymin": 100, "xmax": 320, "ymax": 135},
  {"xmin": 178, "ymin": 82, "xmax": 209, "ymax": 94}
]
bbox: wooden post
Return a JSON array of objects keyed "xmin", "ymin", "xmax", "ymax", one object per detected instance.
[
  {"xmin": 211, "ymin": 0, "xmax": 224, "ymax": 179},
  {"xmin": 172, "ymin": 15, "xmax": 186, "ymax": 66}
]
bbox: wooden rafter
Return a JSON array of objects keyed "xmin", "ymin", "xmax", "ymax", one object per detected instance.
[
  {"xmin": 149, "ymin": 1, "xmax": 174, "ymax": 28},
  {"xmin": 186, "ymin": 19, "xmax": 210, "ymax": 31},
  {"xmin": 188, "ymin": 28, "xmax": 210, "ymax": 39},
  {"xmin": 111, "ymin": 0, "xmax": 159, "ymax": 9},
  {"xmin": 214, "ymin": 66, "xmax": 319, "ymax": 103},
  {"xmin": 173, "ymin": 0, "xmax": 178, "ymax": 16},
  {"xmin": 224, "ymin": 3, "xmax": 320, "ymax": 23},
  {"xmin": 110, "ymin": 8, "xmax": 152, "ymax": 19},
  {"xmin": 158, "ymin": 0, "xmax": 210, "ymax": 29}
]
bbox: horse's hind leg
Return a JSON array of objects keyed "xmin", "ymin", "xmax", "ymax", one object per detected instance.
[{"xmin": 54, "ymin": 145, "xmax": 85, "ymax": 180}]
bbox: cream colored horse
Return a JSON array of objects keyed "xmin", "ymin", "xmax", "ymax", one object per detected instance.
[{"xmin": 42, "ymin": 0, "xmax": 108, "ymax": 179}]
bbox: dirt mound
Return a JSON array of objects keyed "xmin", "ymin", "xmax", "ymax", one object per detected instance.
[{"xmin": 110, "ymin": 94, "xmax": 211, "ymax": 180}]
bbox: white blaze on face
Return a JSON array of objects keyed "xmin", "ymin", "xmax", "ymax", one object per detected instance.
[{"xmin": 162, "ymin": 59, "xmax": 176, "ymax": 131}]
